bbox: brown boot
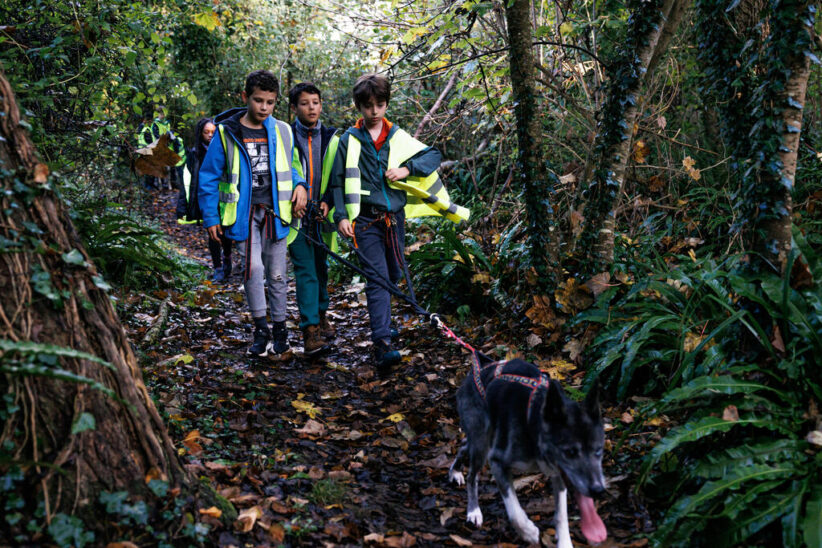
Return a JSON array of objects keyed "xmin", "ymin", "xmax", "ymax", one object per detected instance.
[
  {"xmin": 319, "ymin": 311, "xmax": 336, "ymax": 340},
  {"xmin": 303, "ymin": 325, "xmax": 328, "ymax": 356}
]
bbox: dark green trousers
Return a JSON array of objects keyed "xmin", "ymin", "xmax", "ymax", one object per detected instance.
[{"xmin": 288, "ymin": 229, "xmax": 330, "ymax": 329}]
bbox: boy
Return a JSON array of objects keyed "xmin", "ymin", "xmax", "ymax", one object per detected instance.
[
  {"xmin": 199, "ymin": 70, "xmax": 308, "ymax": 358},
  {"xmin": 288, "ymin": 82, "xmax": 340, "ymax": 356},
  {"xmin": 327, "ymin": 74, "xmax": 468, "ymax": 369}
]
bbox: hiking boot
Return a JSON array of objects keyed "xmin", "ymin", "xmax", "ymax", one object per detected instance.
[
  {"xmin": 303, "ymin": 325, "xmax": 329, "ymax": 356},
  {"xmin": 319, "ymin": 311, "xmax": 336, "ymax": 339},
  {"xmin": 247, "ymin": 324, "xmax": 271, "ymax": 357},
  {"xmin": 211, "ymin": 265, "xmax": 226, "ymax": 283},
  {"xmin": 268, "ymin": 321, "xmax": 291, "ymax": 358},
  {"xmin": 374, "ymin": 339, "xmax": 401, "ymax": 369}
]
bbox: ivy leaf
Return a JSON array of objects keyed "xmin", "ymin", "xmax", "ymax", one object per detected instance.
[
  {"xmin": 62, "ymin": 248, "xmax": 86, "ymax": 266},
  {"xmin": 71, "ymin": 412, "xmax": 96, "ymax": 434}
]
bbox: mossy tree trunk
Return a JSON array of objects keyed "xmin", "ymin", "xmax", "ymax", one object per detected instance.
[
  {"xmin": 578, "ymin": 0, "xmax": 686, "ymax": 269},
  {"xmin": 504, "ymin": 0, "xmax": 560, "ymax": 284},
  {"xmin": 0, "ymin": 71, "xmax": 189, "ymax": 533}
]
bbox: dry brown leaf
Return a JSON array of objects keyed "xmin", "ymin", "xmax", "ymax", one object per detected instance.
[
  {"xmin": 449, "ymin": 534, "xmax": 473, "ymax": 547},
  {"xmin": 563, "ymin": 339, "xmax": 583, "ymax": 363},
  {"xmin": 364, "ymin": 532, "xmax": 385, "ymax": 544},
  {"xmin": 621, "ymin": 412, "xmax": 634, "ymax": 424},
  {"xmin": 144, "ymin": 466, "xmax": 166, "ymax": 484},
  {"xmin": 722, "ymin": 405, "xmax": 739, "ymax": 422},
  {"xmin": 570, "ymin": 209, "xmax": 585, "ymax": 238},
  {"xmin": 771, "ymin": 324, "xmax": 786, "ymax": 353},
  {"xmin": 632, "ymin": 140, "xmax": 650, "ymax": 164},
  {"xmin": 657, "ymin": 116, "xmax": 667, "ymax": 130},
  {"xmin": 199, "ymin": 506, "xmax": 222, "ymax": 518},
  {"xmin": 648, "ymin": 174, "xmax": 665, "ymax": 193},
  {"xmin": 269, "ymin": 523, "xmax": 286, "ymax": 543},
  {"xmin": 584, "ymin": 272, "xmax": 611, "ymax": 297},
  {"xmin": 384, "ymin": 532, "xmax": 417, "ymax": 547},
  {"xmin": 106, "ymin": 543, "xmax": 139, "ymax": 548},
  {"xmin": 295, "ymin": 419, "xmax": 326, "ymax": 437},
  {"xmin": 134, "ymin": 134, "xmax": 181, "ymax": 178},
  {"xmin": 682, "ymin": 156, "xmax": 696, "ymax": 170},
  {"xmin": 234, "ymin": 505, "xmax": 262, "ymax": 532},
  {"xmin": 33, "ymin": 163, "xmax": 49, "ymax": 183},
  {"xmin": 439, "ymin": 507, "xmax": 457, "ymax": 526}
]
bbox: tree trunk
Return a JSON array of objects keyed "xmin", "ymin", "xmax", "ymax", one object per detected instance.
[
  {"xmin": 0, "ymin": 71, "xmax": 189, "ymax": 534},
  {"xmin": 504, "ymin": 0, "xmax": 560, "ymax": 282},
  {"xmin": 579, "ymin": 0, "xmax": 684, "ymax": 268},
  {"xmin": 757, "ymin": 0, "xmax": 812, "ymax": 273}
]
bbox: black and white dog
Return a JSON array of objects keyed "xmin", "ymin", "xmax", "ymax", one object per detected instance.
[{"xmin": 449, "ymin": 355, "xmax": 608, "ymax": 547}]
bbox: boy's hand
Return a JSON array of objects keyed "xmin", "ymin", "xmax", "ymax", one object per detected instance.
[
  {"xmin": 337, "ymin": 219, "xmax": 354, "ymax": 239},
  {"xmin": 292, "ymin": 186, "xmax": 308, "ymax": 218},
  {"xmin": 207, "ymin": 224, "xmax": 223, "ymax": 242},
  {"xmin": 319, "ymin": 202, "xmax": 330, "ymax": 217},
  {"xmin": 385, "ymin": 167, "xmax": 410, "ymax": 182}
]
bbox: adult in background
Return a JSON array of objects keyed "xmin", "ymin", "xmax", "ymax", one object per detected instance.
[{"xmin": 176, "ymin": 117, "xmax": 233, "ymax": 282}]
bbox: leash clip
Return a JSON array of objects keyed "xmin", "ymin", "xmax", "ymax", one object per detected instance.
[{"xmin": 429, "ymin": 313, "xmax": 443, "ymax": 329}]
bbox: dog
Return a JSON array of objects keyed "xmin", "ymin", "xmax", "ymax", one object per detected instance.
[{"xmin": 448, "ymin": 354, "xmax": 608, "ymax": 547}]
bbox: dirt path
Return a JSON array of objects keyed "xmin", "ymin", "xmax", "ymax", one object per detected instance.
[{"xmin": 125, "ymin": 190, "xmax": 651, "ymax": 547}]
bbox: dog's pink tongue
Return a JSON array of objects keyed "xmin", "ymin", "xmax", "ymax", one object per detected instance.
[{"xmin": 576, "ymin": 493, "xmax": 607, "ymax": 544}]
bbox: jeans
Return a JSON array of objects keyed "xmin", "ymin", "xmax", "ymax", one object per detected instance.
[{"xmin": 238, "ymin": 206, "xmax": 288, "ymax": 321}]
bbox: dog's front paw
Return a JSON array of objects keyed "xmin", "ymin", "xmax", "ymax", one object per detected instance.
[
  {"xmin": 466, "ymin": 507, "xmax": 483, "ymax": 527},
  {"xmin": 516, "ymin": 519, "xmax": 540, "ymax": 545},
  {"xmin": 449, "ymin": 470, "xmax": 465, "ymax": 486}
]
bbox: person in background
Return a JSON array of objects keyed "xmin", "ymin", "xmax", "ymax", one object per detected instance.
[{"xmin": 176, "ymin": 117, "xmax": 233, "ymax": 283}]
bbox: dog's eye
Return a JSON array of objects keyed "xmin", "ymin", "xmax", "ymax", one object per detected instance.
[{"xmin": 564, "ymin": 448, "xmax": 579, "ymax": 459}]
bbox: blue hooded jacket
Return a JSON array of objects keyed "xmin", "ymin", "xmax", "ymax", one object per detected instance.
[{"xmin": 198, "ymin": 107, "xmax": 306, "ymax": 242}]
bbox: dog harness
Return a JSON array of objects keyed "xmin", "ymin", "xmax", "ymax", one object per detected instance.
[{"xmin": 470, "ymin": 352, "xmax": 551, "ymax": 414}]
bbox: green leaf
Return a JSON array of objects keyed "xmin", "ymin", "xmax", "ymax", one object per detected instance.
[
  {"xmin": 804, "ymin": 486, "xmax": 822, "ymax": 548},
  {"xmin": 71, "ymin": 412, "xmax": 96, "ymax": 434},
  {"xmin": 62, "ymin": 248, "xmax": 86, "ymax": 266}
]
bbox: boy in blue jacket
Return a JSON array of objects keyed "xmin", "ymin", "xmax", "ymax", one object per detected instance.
[
  {"xmin": 199, "ymin": 70, "xmax": 307, "ymax": 358},
  {"xmin": 327, "ymin": 74, "xmax": 468, "ymax": 369}
]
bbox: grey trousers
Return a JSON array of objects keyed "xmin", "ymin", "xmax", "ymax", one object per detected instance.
[{"xmin": 238, "ymin": 206, "xmax": 288, "ymax": 322}]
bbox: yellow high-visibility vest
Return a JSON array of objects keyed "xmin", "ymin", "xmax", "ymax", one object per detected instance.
[
  {"xmin": 217, "ymin": 120, "xmax": 295, "ymax": 228},
  {"xmin": 343, "ymin": 129, "xmax": 469, "ymax": 224}
]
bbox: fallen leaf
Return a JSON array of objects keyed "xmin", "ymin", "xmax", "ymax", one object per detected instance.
[
  {"xmin": 33, "ymin": 163, "xmax": 49, "ymax": 183},
  {"xmin": 450, "ymin": 534, "xmax": 473, "ymax": 547},
  {"xmin": 563, "ymin": 339, "xmax": 583, "ymax": 362},
  {"xmin": 440, "ymin": 507, "xmax": 456, "ymax": 526},
  {"xmin": 682, "ymin": 156, "xmax": 696, "ymax": 170},
  {"xmin": 526, "ymin": 333, "xmax": 542, "ymax": 348},
  {"xmin": 385, "ymin": 412, "xmax": 405, "ymax": 423},
  {"xmin": 806, "ymin": 430, "xmax": 822, "ymax": 446},
  {"xmin": 584, "ymin": 272, "xmax": 611, "ymax": 297},
  {"xmin": 199, "ymin": 506, "xmax": 222, "ymax": 518},
  {"xmin": 621, "ymin": 412, "xmax": 634, "ymax": 424},
  {"xmin": 648, "ymin": 174, "xmax": 665, "ymax": 192},
  {"xmin": 295, "ymin": 419, "xmax": 326, "ymax": 437},
  {"xmin": 269, "ymin": 523, "xmax": 286, "ymax": 543},
  {"xmin": 722, "ymin": 405, "xmax": 739, "ymax": 422},
  {"xmin": 291, "ymin": 394, "xmax": 321, "ymax": 418},
  {"xmin": 145, "ymin": 466, "xmax": 166, "ymax": 484},
  {"xmin": 234, "ymin": 505, "xmax": 262, "ymax": 532},
  {"xmin": 771, "ymin": 324, "xmax": 786, "ymax": 353}
]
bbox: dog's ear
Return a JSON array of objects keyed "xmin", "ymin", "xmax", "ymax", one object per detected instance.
[
  {"xmin": 544, "ymin": 380, "xmax": 567, "ymax": 421},
  {"xmin": 584, "ymin": 379, "xmax": 602, "ymax": 420}
]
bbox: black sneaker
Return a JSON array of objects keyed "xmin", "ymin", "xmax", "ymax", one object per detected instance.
[
  {"xmin": 247, "ymin": 325, "xmax": 271, "ymax": 356},
  {"xmin": 374, "ymin": 339, "xmax": 401, "ymax": 369},
  {"xmin": 268, "ymin": 321, "xmax": 291, "ymax": 358}
]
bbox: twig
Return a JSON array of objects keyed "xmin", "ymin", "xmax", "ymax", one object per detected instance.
[{"xmin": 142, "ymin": 297, "xmax": 171, "ymax": 345}]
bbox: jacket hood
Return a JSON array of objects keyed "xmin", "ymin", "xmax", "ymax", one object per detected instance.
[
  {"xmin": 214, "ymin": 107, "xmax": 247, "ymax": 135},
  {"xmin": 193, "ymin": 116, "xmax": 214, "ymax": 160}
]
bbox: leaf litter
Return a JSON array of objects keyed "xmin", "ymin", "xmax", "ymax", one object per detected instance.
[{"xmin": 122, "ymin": 191, "xmax": 656, "ymax": 546}]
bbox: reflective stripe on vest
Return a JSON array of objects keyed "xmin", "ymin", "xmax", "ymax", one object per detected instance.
[
  {"xmin": 273, "ymin": 120, "xmax": 294, "ymax": 225},
  {"xmin": 343, "ymin": 137, "xmax": 363, "ymax": 220},
  {"xmin": 217, "ymin": 124, "xmax": 241, "ymax": 227},
  {"xmin": 342, "ymin": 129, "xmax": 469, "ymax": 224},
  {"xmin": 217, "ymin": 120, "xmax": 295, "ymax": 228}
]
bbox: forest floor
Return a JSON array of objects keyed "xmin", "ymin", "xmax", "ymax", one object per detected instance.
[{"xmin": 123, "ymin": 189, "xmax": 655, "ymax": 547}]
